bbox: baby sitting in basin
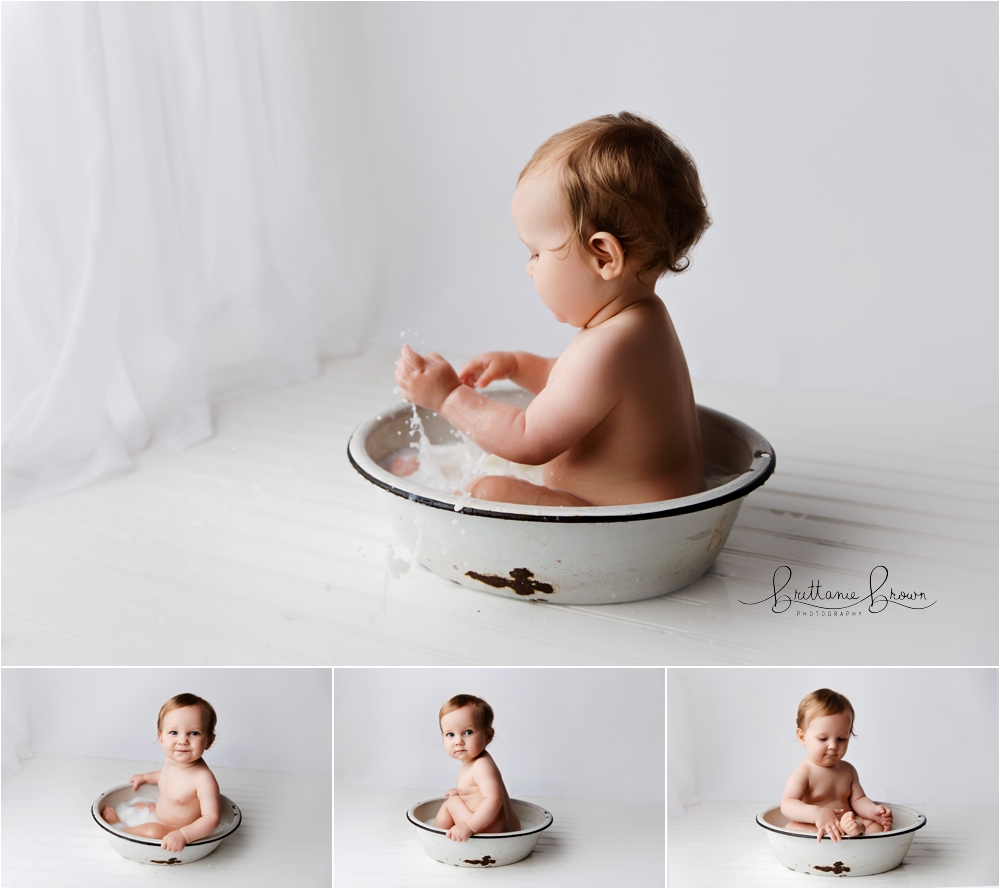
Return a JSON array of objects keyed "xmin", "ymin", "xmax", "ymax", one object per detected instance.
[
  {"xmin": 434, "ymin": 694, "xmax": 520, "ymax": 842},
  {"xmin": 101, "ymin": 693, "xmax": 222, "ymax": 852},
  {"xmin": 781, "ymin": 689, "xmax": 893, "ymax": 843},
  {"xmin": 394, "ymin": 112, "xmax": 708, "ymax": 507}
]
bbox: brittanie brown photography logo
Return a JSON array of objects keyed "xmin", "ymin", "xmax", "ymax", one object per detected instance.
[{"xmin": 739, "ymin": 566, "xmax": 937, "ymax": 616}]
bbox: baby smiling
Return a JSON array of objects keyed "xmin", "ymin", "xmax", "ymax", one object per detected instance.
[{"xmin": 101, "ymin": 693, "xmax": 222, "ymax": 852}]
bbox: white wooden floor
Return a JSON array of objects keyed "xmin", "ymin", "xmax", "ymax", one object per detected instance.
[
  {"xmin": 334, "ymin": 784, "xmax": 664, "ymax": 888},
  {"xmin": 2, "ymin": 346, "xmax": 996, "ymax": 666},
  {"xmin": 0, "ymin": 753, "xmax": 331, "ymax": 888},
  {"xmin": 668, "ymin": 800, "xmax": 998, "ymax": 888}
]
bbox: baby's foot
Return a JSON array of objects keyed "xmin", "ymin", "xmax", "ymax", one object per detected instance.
[
  {"xmin": 839, "ymin": 811, "xmax": 864, "ymax": 836},
  {"xmin": 101, "ymin": 806, "xmax": 121, "ymax": 825},
  {"xmin": 389, "ymin": 454, "xmax": 419, "ymax": 477}
]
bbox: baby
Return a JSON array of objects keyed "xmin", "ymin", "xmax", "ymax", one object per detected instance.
[
  {"xmin": 394, "ymin": 112, "xmax": 709, "ymax": 507},
  {"xmin": 434, "ymin": 694, "xmax": 520, "ymax": 842},
  {"xmin": 101, "ymin": 693, "xmax": 222, "ymax": 852},
  {"xmin": 781, "ymin": 689, "xmax": 893, "ymax": 843}
]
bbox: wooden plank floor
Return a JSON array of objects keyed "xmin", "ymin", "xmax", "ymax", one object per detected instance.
[
  {"xmin": 0, "ymin": 753, "xmax": 331, "ymax": 888},
  {"xmin": 335, "ymin": 784, "xmax": 664, "ymax": 888},
  {"xmin": 2, "ymin": 347, "xmax": 995, "ymax": 666},
  {"xmin": 668, "ymin": 800, "xmax": 998, "ymax": 887}
]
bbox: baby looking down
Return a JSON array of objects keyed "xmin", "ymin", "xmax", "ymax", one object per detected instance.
[
  {"xmin": 101, "ymin": 693, "xmax": 222, "ymax": 852},
  {"xmin": 395, "ymin": 112, "xmax": 709, "ymax": 507},
  {"xmin": 434, "ymin": 695, "xmax": 520, "ymax": 842},
  {"xmin": 781, "ymin": 689, "xmax": 892, "ymax": 843}
]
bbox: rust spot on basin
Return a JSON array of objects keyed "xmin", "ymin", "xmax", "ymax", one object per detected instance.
[
  {"xmin": 466, "ymin": 568, "xmax": 554, "ymax": 596},
  {"xmin": 151, "ymin": 858, "xmax": 183, "ymax": 865},
  {"xmin": 813, "ymin": 861, "xmax": 851, "ymax": 874},
  {"xmin": 463, "ymin": 855, "xmax": 497, "ymax": 866}
]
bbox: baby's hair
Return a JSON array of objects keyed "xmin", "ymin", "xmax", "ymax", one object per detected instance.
[
  {"xmin": 796, "ymin": 688, "xmax": 857, "ymax": 737},
  {"xmin": 157, "ymin": 693, "xmax": 218, "ymax": 749},
  {"xmin": 519, "ymin": 111, "xmax": 711, "ymax": 279},
  {"xmin": 439, "ymin": 694, "xmax": 495, "ymax": 743}
]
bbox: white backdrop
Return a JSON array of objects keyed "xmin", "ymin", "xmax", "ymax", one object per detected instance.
[
  {"xmin": 335, "ymin": 667, "xmax": 665, "ymax": 806},
  {"xmin": 359, "ymin": 2, "xmax": 997, "ymax": 405},
  {"xmin": 1, "ymin": 668, "xmax": 332, "ymax": 776},
  {"xmin": 667, "ymin": 668, "xmax": 998, "ymax": 817}
]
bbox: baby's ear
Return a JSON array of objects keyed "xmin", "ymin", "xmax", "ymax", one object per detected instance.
[{"xmin": 587, "ymin": 232, "xmax": 626, "ymax": 280}]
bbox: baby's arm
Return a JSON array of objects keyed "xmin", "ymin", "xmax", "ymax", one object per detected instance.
[
  {"xmin": 848, "ymin": 766, "xmax": 892, "ymax": 830},
  {"xmin": 459, "ymin": 351, "xmax": 557, "ymax": 395},
  {"xmin": 160, "ymin": 769, "xmax": 222, "ymax": 853},
  {"xmin": 396, "ymin": 342, "xmax": 618, "ymax": 466},
  {"xmin": 780, "ymin": 766, "xmax": 844, "ymax": 843},
  {"xmin": 130, "ymin": 770, "xmax": 160, "ymax": 791}
]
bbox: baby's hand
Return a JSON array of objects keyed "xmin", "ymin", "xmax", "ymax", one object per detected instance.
[
  {"xmin": 395, "ymin": 345, "xmax": 462, "ymax": 412},
  {"xmin": 459, "ymin": 352, "xmax": 517, "ymax": 389},
  {"xmin": 873, "ymin": 805, "xmax": 893, "ymax": 831},
  {"xmin": 130, "ymin": 774, "xmax": 146, "ymax": 791},
  {"xmin": 815, "ymin": 808, "xmax": 843, "ymax": 844},
  {"xmin": 444, "ymin": 788, "xmax": 460, "ymax": 798},
  {"xmin": 446, "ymin": 822, "xmax": 474, "ymax": 842},
  {"xmin": 161, "ymin": 830, "xmax": 187, "ymax": 852}
]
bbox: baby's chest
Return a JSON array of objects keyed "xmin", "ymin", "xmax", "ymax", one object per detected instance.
[
  {"xmin": 457, "ymin": 770, "xmax": 481, "ymax": 797},
  {"xmin": 808, "ymin": 770, "xmax": 853, "ymax": 799},
  {"xmin": 158, "ymin": 776, "xmax": 197, "ymax": 804}
]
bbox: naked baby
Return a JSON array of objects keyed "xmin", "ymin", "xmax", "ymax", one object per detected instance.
[
  {"xmin": 434, "ymin": 695, "xmax": 520, "ymax": 842},
  {"xmin": 394, "ymin": 112, "xmax": 709, "ymax": 507},
  {"xmin": 101, "ymin": 693, "xmax": 222, "ymax": 852},
  {"xmin": 781, "ymin": 689, "xmax": 893, "ymax": 843}
]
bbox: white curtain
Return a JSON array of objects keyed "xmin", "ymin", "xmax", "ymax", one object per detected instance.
[{"xmin": 2, "ymin": 2, "xmax": 376, "ymax": 508}]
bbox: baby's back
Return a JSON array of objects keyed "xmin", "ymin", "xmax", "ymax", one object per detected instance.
[{"xmin": 544, "ymin": 298, "xmax": 702, "ymax": 505}]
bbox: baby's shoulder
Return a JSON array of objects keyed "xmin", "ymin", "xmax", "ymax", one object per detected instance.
[
  {"xmin": 194, "ymin": 761, "xmax": 220, "ymax": 789},
  {"xmin": 471, "ymin": 752, "xmax": 501, "ymax": 775}
]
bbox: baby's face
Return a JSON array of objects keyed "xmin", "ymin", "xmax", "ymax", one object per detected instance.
[
  {"xmin": 797, "ymin": 711, "xmax": 852, "ymax": 767},
  {"xmin": 440, "ymin": 705, "xmax": 489, "ymax": 763},
  {"xmin": 159, "ymin": 705, "xmax": 208, "ymax": 767},
  {"xmin": 512, "ymin": 167, "xmax": 608, "ymax": 328}
]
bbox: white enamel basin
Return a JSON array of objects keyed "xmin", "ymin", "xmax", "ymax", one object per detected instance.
[
  {"xmin": 348, "ymin": 388, "xmax": 775, "ymax": 605},
  {"xmin": 91, "ymin": 783, "xmax": 241, "ymax": 865},
  {"xmin": 406, "ymin": 797, "xmax": 553, "ymax": 867},
  {"xmin": 756, "ymin": 802, "xmax": 926, "ymax": 877}
]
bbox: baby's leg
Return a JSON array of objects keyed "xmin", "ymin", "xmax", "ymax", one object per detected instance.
[
  {"xmin": 856, "ymin": 816, "xmax": 884, "ymax": 834},
  {"xmin": 784, "ymin": 819, "xmax": 818, "ymax": 834},
  {"xmin": 435, "ymin": 794, "xmax": 475, "ymax": 830},
  {"xmin": 100, "ymin": 806, "xmax": 174, "ymax": 839},
  {"xmin": 433, "ymin": 801, "xmax": 455, "ymax": 830},
  {"xmin": 467, "ymin": 476, "xmax": 591, "ymax": 507},
  {"xmin": 119, "ymin": 822, "xmax": 176, "ymax": 840}
]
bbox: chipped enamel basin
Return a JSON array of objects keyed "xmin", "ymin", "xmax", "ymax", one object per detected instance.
[
  {"xmin": 347, "ymin": 387, "xmax": 775, "ymax": 605},
  {"xmin": 91, "ymin": 783, "xmax": 241, "ymax": 865},
  {"xmin": 756, "ymin": 803, "xmax": 926, "ymax": 877},
  {"xmin": 406, "ymin": 797, "xmax": 552, "ymax": 867}
]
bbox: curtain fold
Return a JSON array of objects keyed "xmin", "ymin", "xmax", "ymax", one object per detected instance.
[{"xmin": 2, "ymin": 2, "xmax": 376, "ymax": 508}]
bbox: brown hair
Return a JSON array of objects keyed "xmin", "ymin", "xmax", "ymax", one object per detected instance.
[
  {"xmin": 796, "ymin": 688, "xmax": 857, "ymax": 737},
  {"xmin": 519, "ymin": 111, "xmax": 711, "ymax": 279},
  {"xmin": 157, "ymin": 693, "xmax": 217, "ymax": 749},
  {"xmin": 439, "ymin": 694, "xmax": 495, "ymax": 743}
]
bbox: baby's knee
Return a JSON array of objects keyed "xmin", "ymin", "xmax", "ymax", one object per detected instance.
[{"xmin": 467, "ymin": 475, "xmax": 507, "ymax": 501}]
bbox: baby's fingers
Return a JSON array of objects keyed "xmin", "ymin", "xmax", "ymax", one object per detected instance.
[{"xmin": 399, "ymin": 344, "xmax": 426, "ymax": 370}]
